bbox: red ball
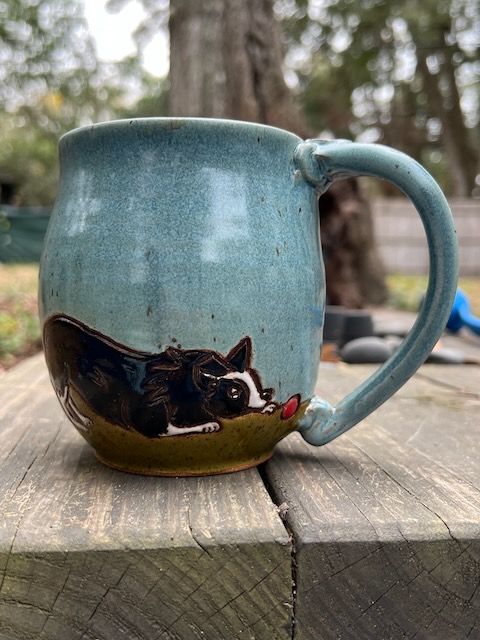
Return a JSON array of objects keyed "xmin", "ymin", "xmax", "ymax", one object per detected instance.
[{"xmin": 281, "ymin": 395, "xmax": 300, "ymax": 420}]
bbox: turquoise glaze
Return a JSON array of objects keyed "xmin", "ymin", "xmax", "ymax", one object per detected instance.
[
  {"xmin": 40, "ymin": 119, "xmax": 322, "ymax": 400},
  {"xmin": 39, "ymin": 119, "xmax": 458, "ymax": 475},
  {"xmin": 294, "ymin": 140, "xmax": 458, "ymax": 444}
]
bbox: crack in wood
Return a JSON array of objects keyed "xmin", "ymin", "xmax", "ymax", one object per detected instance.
[
  {"xmin": 466, "ymin": 619, "xmax": 479, "ymax": 639},
  {"xmin": 258, "ymin": 463, "xmax": 296, "ymax": 639},
  {"xmin": 411, "ymin": 592, "xmax": 455, "ymax": 639},
  {"xmin": 416, "ymin": 371, "xmax": 480, "ymax": 398},
  {"xmin": 348, "ymin": 437, "xmax": 467, "ymax": 545},
  {"xmin": 37, "ymin": 564, "xmax": 73, "ymax": 636},
  {"xmin": 186, "ymin": 507, "xmax": 213, "ymax": 559},
  {"xmin": 78, "ymin": 562, "xmax": 132, "ymax": 639},
  {"xmin": 341, "ymin": 579, "xmax": 401, "ymax": 632},
  {"xmin": 38, "ymin": 424, "xmax": 62, "ymax": 461},
  {"xmin": 0, "ymin": 459, "xmax": 36, "ymax": 596},
  {"xmin": 202, "ymin": 587, "xmax": 249, "ymax": 624},
  {"xmin": 297, "ymin": 545, "xmax": 393, "ymax": 603}
]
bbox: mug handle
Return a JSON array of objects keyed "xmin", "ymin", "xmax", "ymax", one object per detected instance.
[{"xmin": 294, "ymin": 139, "xmax": 458, "ymax": 446}]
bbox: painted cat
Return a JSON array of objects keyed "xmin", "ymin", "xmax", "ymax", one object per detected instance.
[{"xmin": 43, "ymin": 315, "xmax": 278, "ymax": 438}]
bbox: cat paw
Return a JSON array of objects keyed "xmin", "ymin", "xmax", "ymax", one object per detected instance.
[
  {"xmin": 262, "ymin": 403, "xmax": 277, "ymax": 414},
  {"xmin": 202, "ymin": 422, "xmax": 221, "ymax": 433}
]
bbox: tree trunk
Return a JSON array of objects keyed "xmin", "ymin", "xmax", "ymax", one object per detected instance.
[
  {"xmin": 168, "ymin": 0, "xmax": 388, "ymax": 308},
  {"xmin": 169, "ymin": 0, "xmax": 309, "ymax": 137},
  {"xmin": 319, "ymin": 179, "xmax": 388, "ymax": 308},
  {"xmin": 409, "ymin": 13, "xmax": 478, "ymax": 200},
  {"xmin": 415, "ymin": 52, "xmax": 476, "ymax": 197}
]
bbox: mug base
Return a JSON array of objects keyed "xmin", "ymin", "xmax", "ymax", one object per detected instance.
[
  {"xmin": 69, "ymin": 388, "xmax": 307, "ymax": 477},
  {"xmin": 94, "ymin": 450, "xmax": 274, "ymax": 477}
]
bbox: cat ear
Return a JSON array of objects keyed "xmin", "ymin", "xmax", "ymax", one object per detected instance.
[{"xmin": 226, "ymin": 337, "xmax": 252, "ymax": 373}]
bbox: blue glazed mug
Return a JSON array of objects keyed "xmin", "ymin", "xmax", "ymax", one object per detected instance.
[{"xmin": 39, "ymin": 118, "xmax": 458, "ymax": 475}]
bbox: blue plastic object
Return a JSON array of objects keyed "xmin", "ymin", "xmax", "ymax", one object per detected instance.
[{"xmin": 447, "ymin": 289, "xmax": 480, "ymax": 336}]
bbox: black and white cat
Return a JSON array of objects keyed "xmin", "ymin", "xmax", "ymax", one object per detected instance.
[{"xmin": 43, "ymin": 315, "xmax": 278, "ymax": 438}]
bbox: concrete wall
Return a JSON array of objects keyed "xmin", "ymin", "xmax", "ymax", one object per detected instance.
[{"xmin": 371, "ymin": 198, "xmax": 480, "ymax": 275}]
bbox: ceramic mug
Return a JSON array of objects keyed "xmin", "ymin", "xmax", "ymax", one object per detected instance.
[{"xmin": 39, "ymin": 118, "xmax": 458, "ymax": 476}]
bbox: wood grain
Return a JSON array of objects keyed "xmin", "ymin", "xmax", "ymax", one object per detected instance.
[
  {"xmin": 265, "ymin": 361, "xmax": 480, "ymax": 640},
  {"xmin": 0, "ymin": 355, "xmax": 292, "ymax": 640}
]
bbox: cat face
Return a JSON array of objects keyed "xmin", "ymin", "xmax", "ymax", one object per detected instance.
[
  {"xmin": 193, "ymin": 337, "xmax": 274, "ymax": 417},
  {"xmin": 203, "ymin": 371, "xmax": 274, "ymax": 418}
]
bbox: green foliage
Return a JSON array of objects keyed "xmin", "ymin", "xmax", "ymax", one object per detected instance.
[
  {"xmin": 0, "ymin": 0, "xmax": 97, "ymax": 109},
  {"xmin": 279, "ymin": 0, "xmax": 479, "ymax": 195},
  {"xmin": 0, "ymin": 306, "xmax": 40, "ymax": 359},
  {"xmin": 0, "ymin": 265, "xmax": 41, "ymax": 367},
  {"xmin": 386, "ymin": 274, "xmax": 428, "ymax": 312},
  {"xmin": 387, "ymin": 274, "xmax": 480, "ymax": 315},
  {"xmin": 0, "ymin": 1, "xmax": 168, "ymax": 205}
]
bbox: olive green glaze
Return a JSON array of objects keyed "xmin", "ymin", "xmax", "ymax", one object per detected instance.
[{"xmin": 70, "ymin": 389, "xmax": 306, "ymax": 476}]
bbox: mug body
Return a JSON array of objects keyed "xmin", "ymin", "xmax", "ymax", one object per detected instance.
[{"xmin": 39, "ymin": 118, "xmax": 324, "ymax": 475}]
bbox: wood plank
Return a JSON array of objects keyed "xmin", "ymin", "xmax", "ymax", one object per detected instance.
[
  {"xmin": 0, "ymin": 355, "xmax": 292, "ymax": 640},
  {"xmin": 417, "ymin": 357, "xmax": 480, "ymax": 387},
  {"xmin": 441, "ymin": 332, "xmax": 480, "ymax": 362},
  {"xmin": 312, "ymin": 362, "xmax": 480, "ymax": 483},
  {"xmin": 265, "ymin": 362, "xmax": 480, "ymax": 639}
]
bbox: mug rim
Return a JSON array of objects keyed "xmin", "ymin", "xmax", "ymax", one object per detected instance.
[{"xmin": 59, "ymin": 117, "xmax": 304, "ymax": 145}]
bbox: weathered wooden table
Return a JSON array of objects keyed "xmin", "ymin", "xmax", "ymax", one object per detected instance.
[{"xmin": 1, "ymin": 322, "xmax": 479, "ymax": 640}]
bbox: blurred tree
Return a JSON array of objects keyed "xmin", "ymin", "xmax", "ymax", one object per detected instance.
[
  {"xmin": 0, "ymin": 0, "xmax": 96, "ymax": 112},
  {"xmin": 281, "ymin": 0, "xmax": 479, "ymax": 196},
  {"xmin": 0, "ymin": 0, "xmax": 165, "ymax": 203},
  {"xmin": 168, "ymin": 0, "xmax": 310, "ymax": 137},
  {"xmin": 408, "ymin": 3, "xmax": 478, "ymax": 196}
]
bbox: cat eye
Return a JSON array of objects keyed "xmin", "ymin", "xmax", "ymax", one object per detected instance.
[
  {"xmin": 227, "ymin": 386, "xmax": 241, "ymax": 399},
  {"xmin": 261, "ymin": 388, "xmax": 273, "ymax": 401}
]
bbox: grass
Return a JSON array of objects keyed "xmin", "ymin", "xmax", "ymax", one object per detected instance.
[
  {"xmin": 0, "ymin": 265, "xmax": 478, "ymax": 373},
  {"xmin": 387, "ymin": 274, "xmax": 480, "ymax": 315},
  {"xmin": 0, "ymin": 263, "xmax": 41, "ymax": 371}
]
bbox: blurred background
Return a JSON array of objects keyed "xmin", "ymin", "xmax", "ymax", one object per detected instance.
[{"xmin": 0, "ymin": 0, "xmax": 479, "ymax": 367}]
